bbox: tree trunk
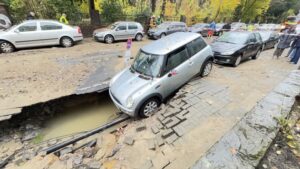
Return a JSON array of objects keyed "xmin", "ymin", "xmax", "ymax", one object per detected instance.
[{"xmin": 88, "ymin": 0, "xmax": 100, "ymax": 25}]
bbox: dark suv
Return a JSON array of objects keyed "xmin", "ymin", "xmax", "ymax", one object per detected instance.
[
  {"xmin": 211, "ymin": 31, "xmax": 263, "ymax": 67},
  {"xmin": 148, "ymin": 22, "xmax": 187, "ymax": 39}
]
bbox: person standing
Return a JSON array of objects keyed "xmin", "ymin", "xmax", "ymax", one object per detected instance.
[
  {"xmin": 273, "ymin": 27, "xmax": 295, "ymax": 59},
  {"xmin": 290, "ymin": 35, "xmax": 300, "ymax": 64},
  {"xmin": 149, "ymin": 15, "xmax": 156, "ymax": 29},
  {"xmin": 208, "ymin": 21, "xmax": 216, "ymax": 39},
  {"xmin": 27, "ymin": 12, "xmax": 35, "ymax": 20},
  {"xmin": 59, "ymin": 13, "xmax": 69, "ymax": 25}
]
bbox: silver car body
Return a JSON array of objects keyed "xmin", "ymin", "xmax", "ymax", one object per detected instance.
[
  {"xmin": 109, "ymin": 32, "xmax": 213, "ymax": 117},
  {"xmin": 0, "ymin": 19, "xmax": 83, "ymax": 49},
  {"xmin": 148, "ymin": 22, "xmax": 188, "ymax": 39},
  {"xmin": 93, "ymin": 21, "xmax": 144, "ymax": 41}
]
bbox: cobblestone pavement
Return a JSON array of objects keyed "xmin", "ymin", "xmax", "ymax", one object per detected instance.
[{"xmin": 105, "ymin": 49, "xmax": 298, "ymax": 169}]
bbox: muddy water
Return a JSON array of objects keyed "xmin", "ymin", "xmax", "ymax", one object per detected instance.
[{"xmin": 41, "ymin": 93, "xmax": 119, "ymax": 141}]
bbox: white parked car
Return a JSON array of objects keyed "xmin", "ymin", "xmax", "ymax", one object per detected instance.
[{"xmin": 0, "ymin": 19, "xmax": 83, "ymax": 53}]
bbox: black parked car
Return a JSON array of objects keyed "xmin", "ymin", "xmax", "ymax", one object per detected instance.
[
  {"xmin": 257, "ymin": 31, "xmax": 279, "ymax": 50},
  {"xmin": 211, "ymin": 31, "xmax": 263, "ymax": 67},
  {"xmin": 188, "ymin": 23, "xmax": 210, "ymax": 37}
]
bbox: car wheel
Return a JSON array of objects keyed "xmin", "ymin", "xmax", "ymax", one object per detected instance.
[
  {"xmin": 160, "ymin": 33, "xmax": 166, "ymax": 39},
  {"xmin": 0, "ymin": 41, "xmax": 14, "ymax": 53},
  {"xmin": 135, "ymin": 33, "xmax": 143, "ymax": 41},
  {"xmin": 233, "ymin": 55, "xmax": 242, "ymax": 67},
  {"xmin": 139, "ymin": 98, "xmax": 161, "ymax": 118},
  {"xmin": 104, "ymin": 35, "xmax": 114, "ymax": 44},
  {"xmin": 60, "ymin": 37, "xmax": 73, "ymax": 48},
  {"xmin": 252, "ymin": 50, "xmax": 261, "ymax": 60},
  {"xmin": 200, "ymin": 60, "xmax": 213, "ymax": 77}
]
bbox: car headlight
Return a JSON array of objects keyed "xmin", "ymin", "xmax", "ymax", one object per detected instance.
[{"xmin": 126, "ymin": 96, "xmax": 134, "ymax": 109}]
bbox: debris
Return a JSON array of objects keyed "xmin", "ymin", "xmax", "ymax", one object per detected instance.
[
  {"xmin": 59, "ymin": 147, "xmax": 73, "ymax": 156},
  {"xmin": 262, "ymin": 164, "xmax": 268, "ymax": 169},
  {"xmin": 148, "ymin": 139, "xmax": 156, "ymax": 150},
  {"xmin": 106, "ymin": 144, "xmax": 121, "ymax": 158},
  {"xmin": 136, "ymin": 124, "xmax": 147, "ymax": 132},
  {"xmin": 124, "ymin": 136, "xmax": 134, "ymax": 146}
]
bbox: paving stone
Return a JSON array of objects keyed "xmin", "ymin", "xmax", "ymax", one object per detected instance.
[
  {"xmin": 166, "ymin": 133, "xmax": 179, "ymax": 144},
  {"xmin": 123, "ymin": 136, "xmax": 134, "ymax": 145},
  {"xmin": 157, "ymin": 114, "xmax": 165, "ymax": 122},
  {"xmin": 173, "ymin": 125, "xmax": 186, "ymax": 137},
  {"xmin": 148, "ymin": 139, "xmax": 156, "ymax": 150},
  {"xmin": 161, "ymin": 129, "xmax": 174, "ymax": 138},
  {"xmin": 156, "ymin": 122, "xmax": 164, "ymax": 129},
  {"xmin": 182, "ymin": 103, "xmax": 191, "ymax": 109},
  {"xmin": 139, "ymin": 160, "xmax": 153, "ymax": 169},
  {"xmin": 162, "ymin": 117, "xmax": 173, "ymax": 125},
  {"xmin": 165, "ymin": 117, "xmax": 181, "ymax": 129},
  {"xmin": 156, "ymin": 135, "xmax": 165, "ymax": 147},
  {"xmin": 163, "ymin": 110, "xmax": 175, "ymax": 118},
  {"xmin": 151, "ymin": 125, "xmax": 160, "ymax": 134},
  {"xmin": 136, "ymin": 124, "xmax": 147, "ymax": 132},
  {"xmin": 152, "ymin": 153, "xmax": 170, "ymax": 169}
]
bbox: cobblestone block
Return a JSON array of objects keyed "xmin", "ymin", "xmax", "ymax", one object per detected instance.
[
  {"xmin": 162, "ymin": 129, "xmax": 174, "ymax": 138},
  {"xmin": 151, "ymin": 125, "xmax": 160, "ymax": 134},
  {"xmin": 157, "ymin": 114, "xmax": 165, "ymax": 123},
  {"xmin": 123, "ymin": 136, "xmax": 134, "ymax": 145},
  {"xmin": 156, "ymin": 135, "xmax": 165, "ymax": 147},
  {"xmin": 136, "ymin": 124, "xmax": 147, "ymax": 132},
  {"xmin": 166, "ymin": 133, "xmax": 179, "ymax": 144},
  {"xmin": 165, "ymin": 117, "xmax": 181, "ymax": 128},
  {"xmin": 162, "ymin": 117, "xmax": 173, "ymax": 125},
  {"xmin": 152, "ymin": 153, "xmax": 170, "ymax": 169},
  {"xmin": 148, "ymin": 139, "xmax": 156, "ymax": 150},
  {"xmin": 156, "ymin": 122, "xmax": 164, "ymax": 129},
  {"xmin": 182, "ymin": 103, "xmax": 191, "ymax": 109},
  {"xmin": 173, "ymin": 125, "xmax": 186, "ymax": 137}
]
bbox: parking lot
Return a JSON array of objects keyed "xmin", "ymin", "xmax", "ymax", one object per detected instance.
[{"xmin": 1, "ymin": 36, "xmax": 298, "ymax": 169}]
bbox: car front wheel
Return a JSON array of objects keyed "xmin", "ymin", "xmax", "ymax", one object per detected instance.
[
  {"xmin": 139, "ymin": 98, "xmax": 161, "ymax": 118},
  {"xmin": 135, "ymin": 33, "xmax": 143, "ymax": 41},
  {"xmin": 0, "ymin": 41, "xmax": 14, "ymax": 53},
  {"xmin": 200, "ymin": 60, "xmax": 213, "ymax": 77},
  {"xmin": 104, "ymin": 35, "xmax": 114, "ymax": 44},
  {"xmin": 233, "ymin": 55, "xmax": 242, "ymax": 67}
]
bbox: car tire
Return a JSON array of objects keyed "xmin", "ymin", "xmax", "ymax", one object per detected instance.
[
  {"xmin": 200, "ymin": 60, "xmax": 213, "ymax": 77},
  {"xmin": 104, "ymin": 35, "xmax": 114, "ymax": 44},
  {"xmin": 0, "ymin": 41, "xmax": 14, "ymax": 53},
  {"xmin": 139, "ymin": 98, "xmax": 161, "ymax": 118},
  {"xmin": 252, "ymin": 50, "xmax": 261, "ymax": 60},
  {"xmin": 60, "ymin": 37, "xmax": 73, "ymax": 48},
  {"xmin": 233, "ymin": 55, "xmax": 242, "ymax": 67},
  {"xmin": 160, "ymin": 33, "xmax": 166, "ymax": 39},
  {"xmin": 135, "ymin": 33, "xmax": 143, "ymax": 41}
]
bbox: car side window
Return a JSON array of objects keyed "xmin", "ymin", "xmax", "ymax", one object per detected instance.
[
  {"xmin": 128, "ymin": 24, "xmax": 138, "ymax": 30},
  {"xmin": 40, "ymin": 22, "xmax": 62, "ymax": 30},
  {"xmin": 165, "ymin": 47, "xmax": 189, "ymax": 73},
  {"xmin": 254, "ymin": 33, "xmax": 262, "ymax": 42},
  {"xmin": 187, "ymin": 38, "xmax": 207, "ymax": 56},
  {"xmin": 18, "ymin": 22, "xmax": 37, "ymax": 32},
  {"xmin": 248, "ymin": 34, "xmax": 256, "ymax": 43},
  {"xmin": 116, "ymin": 24, "xmax": 127, "ymax": 31}
]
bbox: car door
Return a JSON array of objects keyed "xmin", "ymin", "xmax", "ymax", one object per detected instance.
[
  {"xmin": 10, "ymin": 21, "xmax": 39, "ymax": 48},
  {"xmin": 244, "ymin": 34, "xmax": 257, "ymax": 58},
  {"xmin": 114, "ymin": 23, "xmax": 128, "ymax": 40},
  {"xmin": 38, "ymin": 21, "xmax": 63, "ymax": 46},
  {"xmin": 269, "ymin": 33, "xmax": 278, "ymax": 48},
  {"xmin": 160, "ymin": 46, "xmax": 191, "ymax": 96},
  {"xmin": 127, "ymin": 23, "xmax": 138, "ymax": 39}
]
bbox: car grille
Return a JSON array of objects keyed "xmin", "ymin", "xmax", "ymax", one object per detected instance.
[{"xmin": 214, "ymin": 52, "xmax": 221, "ymax": 56}]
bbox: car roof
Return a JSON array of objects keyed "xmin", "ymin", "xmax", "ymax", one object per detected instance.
[
  {"xmin": 22, "ymin": 19, "xmax": 61, "ymax": 23},
  {"xmin": 141, "ymin": 32, "xmax": 200, "ymax": 55},
  {"xmin": 114, "ymin": 21, "xmax": 139, "ymax": 24}
]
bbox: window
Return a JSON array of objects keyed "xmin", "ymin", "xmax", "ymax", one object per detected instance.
[
  {"xmin": 165, "ymin": 47, "xmax": 189, "ymax": 73},
  {"xmin": 116, "ymin": 24, "xmax": 127, "ymax": 31},
  {"xmin": 18, "ymin": 22, "xmax": 37, "ymax": 32},
  {"xmin": 128, "ymin": 24, "xmax": 138, "ymax": 30},
  {"xmin": 254, "ymin": 33, "xmax": 262, "ymax": 42},
  {"xmin": 41, "ymin": 22, "xmax": 62, "ymax": 30},
  {"xmin": 248, "ymin": 34, "xmax": 256, "ymax": 43},
  {"xmin": 187, "ymin": 38, "xmax": 207, "ymax": 56}
]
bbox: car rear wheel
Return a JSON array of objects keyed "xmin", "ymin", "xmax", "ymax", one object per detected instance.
[
  {"xmin": 0, "ymin": 41, "xmax": 14, "ymax": 53},
  {"xmin": 135, "ymin": 33, "xmax": 143, "ymax": 41},
  {"xmin": 60, "ymin": 37, "xmax": 73, "ymax": 48},
  {"xmin": 104, "ymin": 35, "xmax": 114, "ymax": 44},
  {"xmin": 139, "ymin": 98, "xmax": 161, "ymax": 118},
  {"xmin": 200, "ymin": 60, "xmax": 213, "ymax": 77},
  {"xmin": 252, "ymin": 50, "xmax": 261, "ymax": 59},
  {"xmin": 233, "ymin": 55, "xmax": 242, "ymax": 67}
]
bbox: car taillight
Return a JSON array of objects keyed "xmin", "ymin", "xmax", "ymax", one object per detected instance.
[{"xmin": 78, "ymin": 27, "xmax": 82, "ymax": 34}]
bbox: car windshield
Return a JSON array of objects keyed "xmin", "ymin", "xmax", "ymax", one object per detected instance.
[
  {"xmin": 131, "ymin": 50, "xmax": 164, "ymax": 77},
  {"xmin": 110, "ymin": 23, "xmax": 118, "ymax": 30},
  {"xmin": 259, "ymin": 32, "xmax": 271, "ymax": 41},
  {"xmin": 216, "ymin": 32, "xmax": 248, "ymax": 44},
  {"xmin": 157, "ymin": 23, "xmax": 170, "ymax": 29}
]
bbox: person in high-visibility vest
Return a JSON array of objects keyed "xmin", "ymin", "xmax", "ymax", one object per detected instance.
[{"xmin": 59, "ymin": 13, "xmax": 69, "ymax": 25}]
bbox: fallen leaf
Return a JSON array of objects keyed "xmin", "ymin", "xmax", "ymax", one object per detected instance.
[
  {"xmin": 287, "ymin": 141, "xmax": 296, "ymax": 148},
  {"xmin": 287, "ymin": 135, "xmax": 294, "ymax": 140}
]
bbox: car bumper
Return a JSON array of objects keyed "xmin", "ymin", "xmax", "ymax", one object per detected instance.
[
  {"xmin": 147, "ymin": 33, "xmax": 160, "ymax": 39},
  {"xmin": 214, "ymin": 55, "xmax": 235, "ymax": 64},
  {"xmin": 109, "ymin": 89, "xmax": 135, "ymax": 117},
  {"xmin": 73, "ymin": 35, "xmax": 83, "ymax": 42},
  {"xmin": 94, "ymin": 35, "xmax": 105, "ymax": 41}
]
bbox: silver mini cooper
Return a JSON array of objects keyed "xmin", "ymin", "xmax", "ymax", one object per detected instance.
[{"xmin": 109, "ymin": 32, "xmax": 213, "ymax": 117}]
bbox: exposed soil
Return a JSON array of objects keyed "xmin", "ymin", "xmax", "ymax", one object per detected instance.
[{"xmin": 257, "ymin": 97, "xmax": 300, "ymax": 169}]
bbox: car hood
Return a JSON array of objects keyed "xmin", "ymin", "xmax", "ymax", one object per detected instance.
[
  {"xmin": 211, "ymin": 42, "xmax": 245, "ymax": 54},
  {"xmin": 148, "ymin": 28, "xmax": 164, "ymax": 33},
  {"xmin": 110, "ymin": 68, "xmax": 151, "ymax": 106}
]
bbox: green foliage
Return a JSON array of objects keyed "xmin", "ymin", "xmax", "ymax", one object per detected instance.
[{"xmin": 100, "ymin": 0, "xmax": 124, "ymax": 23}]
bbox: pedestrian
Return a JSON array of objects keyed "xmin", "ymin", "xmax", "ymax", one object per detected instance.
[
  {"xmin": 124, "ymin": 38, "xmax": 132, "ymax": 67},
  {"xmin": 59, "ymin": 13, "xmax": 69, "ymax": 25},
  {"xmin": 273, "ymin": 27, "xmax": 296, "ymax": 59},
  {"xmin": 290, "ymin": 35, "xmax": 300, "ymax": 65},
  {"xmin": 156, "ymin": 16, "xmax": 162, "ymax": 25},
  {"xmin": 149, "ymin": 15, "xmax": 156, "ymax": 29},
  {"xmin": 27, "ymin": 12, "xmax": 35, "ymax": 20},
  {"xmin": 208, "ymin": 21, "xmax": 216, "ymax": 39}
]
